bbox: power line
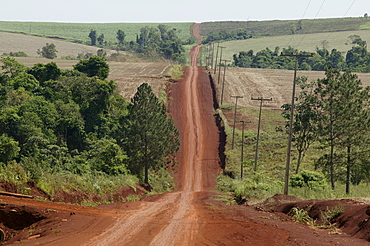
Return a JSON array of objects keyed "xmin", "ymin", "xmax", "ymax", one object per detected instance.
[
  {"xmin": 280, "ymin": 53, "xmax": 313, "ymax": 195},
  {"xmin": 287, "ymin": 0, "xmax": 312, "ymax": 47},
  {"xmin": 295, "ymin": 0, "xmax": 327, "ymax": 50},
  {"xmin": 323, "ymin": 0, "xmax": 357, "ymax": 46}
]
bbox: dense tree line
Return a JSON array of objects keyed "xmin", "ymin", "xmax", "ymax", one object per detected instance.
[
  {"xmin": 233, "ymin": 35, "xmax": 370, "ymax": 73},
  {"xmin": 88, "ymin": 25, "xmax": 186, "ymax": 63},
  {"xmin": 202, "ymin": 29, "xmax": 254, "ymax": 44},
  {"xmin": 0, "ymin": 56, "xmax": 179, "ymax": 186},
  {"xmin": 281, "ymin": 68, "xmax": 370, "ymax": 194}
]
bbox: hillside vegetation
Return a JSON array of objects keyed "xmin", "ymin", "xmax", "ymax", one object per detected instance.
[
  {"xmin": 219, "ymin": 30, "xmax": 370, "ymax": 61},
  {"xmin": 0, "ymin": 21, "xmax": 193, "ymax": 44},
  {"xmin": 0, "ymin": 56, "xmax": 179, "ymax": 203},
  {"xmin": 199, "ymin": 17, "xmax": 370, "ymax": 65},
  {"xmin": 214, "ymin": 66, "xmax": 370, "ymax": 203},
  {"xmin": 199, "ymin": 18, "xmax": 370, "ymax": 37}
]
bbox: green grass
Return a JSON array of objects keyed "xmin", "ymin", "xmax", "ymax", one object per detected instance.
[
  {"xmin": 165, "ymin": 65, "xmax": 184, "ymax": 80},
  {"xmin": 359, "ymin": 22, "xmax": 370, "ymax": 30},
  {"xmin": 0, "ymin": 21, "xmax": 194, "ymax": 44},
  {"xmin": 216, "ymin": 30, "xmax": 370, "ymax": 62},
  {"xmin": 199, "ymin": 18, "xmax": 370, "ymax": 37},
  {"xmin": 218, "ymin": 104, "xmax": 370, "ymax": 202}
]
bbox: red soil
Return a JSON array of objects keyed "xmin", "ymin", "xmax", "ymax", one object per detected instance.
[{"xmin": 0, "ymin": 24, "xmax": 369, "ymax": 246}]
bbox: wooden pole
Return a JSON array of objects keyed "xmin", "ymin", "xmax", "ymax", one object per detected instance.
[
  {"xmin": 251, "ymin": 97, "xmax": 272, "ymax": 172},
  {"xmin": 280, "ymin": 53, "xmax": 313, "ymax": 195}
]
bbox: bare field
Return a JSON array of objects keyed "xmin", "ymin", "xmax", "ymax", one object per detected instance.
[
  {"xmin": 13, "ymin": 57, "xmax": 172, "ymax": 99},
  {"xmin": 109, "ymin": 62, "xmax": 172, "ymax": 99},
  {"xmin": 216, "ymin": 67, "xmax": 370, "ymax": 110},
  {"xmin": 0, "ymin": 31, "xmax": 113, "ymax": 58}
]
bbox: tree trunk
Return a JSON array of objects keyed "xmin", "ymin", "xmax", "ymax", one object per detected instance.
[
  {"xmin": 295, "ymin": 151, "xmax": 302, "ymax": 174},
  {"xmin": 346, "ymin": 145, "xmax": 351, "ymax": 194},
  {"xmin": 329, "ymin": 112, "xmax": 335, "ymax": 190},
  {"xmin": 144, "ymin": 162, "xmax": 149, "ymax": 185}
]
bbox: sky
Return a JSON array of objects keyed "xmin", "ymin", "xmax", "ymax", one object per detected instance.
[{"xmin": 0, "ymin": 0, "xmax": 368, "ymax": 23}]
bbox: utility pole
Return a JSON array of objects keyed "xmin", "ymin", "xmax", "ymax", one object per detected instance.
[
  {"xmin": 210, "ymin": 42, "xmax": 215, "ymax": 70},
  {"xmin": 217, "ymin": 46, "xmax": 226, "ymax": 84},
  {"xmin": 220, "ymin": 59, "xmax": 230, "ymax": 105},
  {"xmin": 207, "ymin": 43, "xmax": 212, "ymax": 67},
  {"xmin": 231, "ymin": 95, "xmax": 243, "ymax": 149},
  {"xmin": 214, "ymin": 42, "xmax": 220, "ymax": 74},
  {"xmin": 251, "ymin": 97, "xmax": 272, "ymax": 172},
  {"xmin": 280, "ymin": 53, "xmax": 313, "ymax": 195}
]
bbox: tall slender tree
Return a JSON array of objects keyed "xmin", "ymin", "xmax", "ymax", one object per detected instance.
[
  {"xmin": 125, "ymin": 83, "xmax": 179, "ymax": 185},
  {"xmin": 89, "ymin": 30, "xmax": 97, "ymax": 46},
  {"xmin": 313, "ymin": 68, "xmax": 370, "ymax": 190},
  {"xmin": 116, "ymin": 30, "xmax": 126, "ymax": 45}
]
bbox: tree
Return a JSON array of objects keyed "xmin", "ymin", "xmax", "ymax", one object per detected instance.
[
  {"xmin": 37, "ymin": 43, "xmax": 58, "ymax": 59},
  {"xmin": 56, "ymin": 75, "xmax": 116, "ymax": 133},
  {"xmin": 125, "ymin": 83, "xmax": 179, "ymax": 185},
  {"xmin": 86, "ymin": 138, "xmax": 128, "ymax": 175},
  {"xmin": 10, "ymin": 72, "xmax": 39, "ymax": 91},
  {"xmin": 28, "ymin": 62, "xmax": 61, "ymax": 83},
  {"xmin": 73, "ymin": 56, "xmax": 110, "ymax": 79},
  {"xmin": 281, "ymin": 77, "xmax": 318, "ymax": 174},
  {"xmin": 97, "ymin": 33, "xmax": 105, "ymax": 46},
  {"xmin": 116, "ymin": 30, "xmax": 126, "ymax": 45},
  {"xmin": 89, "ymin": 30, "xmax": 97, "ymax": 46},
  {"xmin": 312, "ymin": 68, "xmax": 370, "ymax": 190},
  {"xmin": 0, "ymin": 57, "xmax": 27, "ymax": 78},
  {"xmin": 0, "ymin": 134, "xmax": 20, "ymax": 163},
  {"xmin": 290, "ymin": 24, "xmax": 296, "ymax": 35}
]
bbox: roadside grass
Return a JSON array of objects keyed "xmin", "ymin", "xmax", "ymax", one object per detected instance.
[
  {"xmin": 165, "ymin": 65, "xmax": 184, "ymax": 80},
  {"xmin": 0, "ymin": 21, "xmax": 194, "ymax": 45},
  {"xmin": 217, "ymin": 104, "xmax": 370, "ymax": 203},
  {"xmin": 0, "ymin": 161, "xmax": 144, "ymax": 204},
  {"xmin": 37, "ymin": 172, "xmax": 138, "ymax": 197},
  {"xmin": 148, "ymin": 167, "xmax": 175, "ymax": 194}
]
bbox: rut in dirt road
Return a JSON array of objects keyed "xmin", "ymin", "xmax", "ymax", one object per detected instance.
[{"xmin": 83, "ymin": 42, "xmax": 220, "ymax": 246}]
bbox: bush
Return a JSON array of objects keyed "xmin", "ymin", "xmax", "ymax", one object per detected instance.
[
  {"xmin": 290, "ymin": 170, "xmax": 327, "ymax": 190},
  {"xmin": 288, "ymin": 207, "xmax": 313, "ymax": 225}
]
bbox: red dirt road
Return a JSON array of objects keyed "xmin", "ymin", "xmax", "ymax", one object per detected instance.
[{"xmin": 2, "ymin": 25, "xmax": 370, "ymax": 246}]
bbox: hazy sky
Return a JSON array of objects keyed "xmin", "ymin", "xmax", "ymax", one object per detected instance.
[{"xmin": 0, "ymin": 0, "xmax": 368, "ymax": 23}]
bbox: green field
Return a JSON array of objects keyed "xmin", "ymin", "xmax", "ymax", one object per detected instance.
[
  {"xmin": 0, "ymin": 21, "xmax": 194, "ymax": 44},
  {"xmin": 210, "ymin": 30, "xmax": 370, "ymax": 61},
  {"xmin": 199, "ymin": 18, "xmax": 370, "ymax": 37}
]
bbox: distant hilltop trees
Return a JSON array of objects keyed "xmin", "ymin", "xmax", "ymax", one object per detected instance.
[
  {"xmin": 232, "ymin": 35, "xmax": 370, "ymax": 73},
  {"xmin": 88, "ymin": 25, "xmax": 186, "ymax": 64}
]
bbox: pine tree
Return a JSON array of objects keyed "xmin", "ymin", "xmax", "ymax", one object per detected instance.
[{"xmin": 126, "ymin": 83, "xmax": 179, "ymax": 185}]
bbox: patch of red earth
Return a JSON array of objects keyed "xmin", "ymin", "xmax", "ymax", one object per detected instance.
[
  {"xmin": 272, "ymin": 196, "xmax": 370, "ymax": 242},
  {"xmin": 1, "ymin": 24, "xmax": 370, "ymax": 245}
]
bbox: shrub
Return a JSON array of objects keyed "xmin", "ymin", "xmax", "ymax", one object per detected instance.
[
  {"xmin": 321, "ymin": 205, "xmax": 344, "ymax": 227},
  {"xmin": 288, "ymin": 207, "xmax": 313, "ymax": 225},
  {"xmin": 290, "ymin": 170, "xmax": 327, "ymax": 190}
]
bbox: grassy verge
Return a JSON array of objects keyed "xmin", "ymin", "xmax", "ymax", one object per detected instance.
[
  {"xmin": 165, "ymin": 65, "xmax": 184, "ymax": 80},
  {"xmin": 217, "ymin": 104, "xmax": 370, "ymax": 203}
]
